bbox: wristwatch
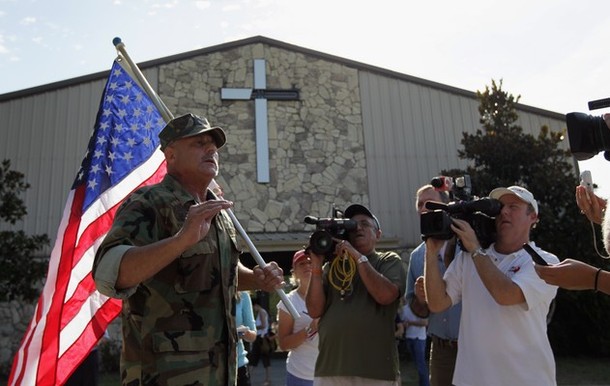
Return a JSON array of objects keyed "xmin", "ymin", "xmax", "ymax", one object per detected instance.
[
  {"xmin": 472, "ymin": 247, "xmax": 487, "ymax": 259},
  {"xmin": 357, "ymin": 255, "xmax": 369, "ymax": 264}
]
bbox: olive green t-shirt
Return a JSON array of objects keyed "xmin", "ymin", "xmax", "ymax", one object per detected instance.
[{"xmin": 315, "ymin": 251, "xmax": 407, "ymax": 380}]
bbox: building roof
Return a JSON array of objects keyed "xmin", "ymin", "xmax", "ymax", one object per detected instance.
[{"xmin": 0, "ymin": 35, "xmax": 563, "ymax": 121}]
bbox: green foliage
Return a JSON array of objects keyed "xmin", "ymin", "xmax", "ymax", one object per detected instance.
[
  {"xmin": 443, "ymin": 79, "xmax": 610, "ymax": 356},
  {"xmin": 0, "ymin": 159, "xmax": 49, "ymax": 302},
  {"xmin": 0, "ymin": 159, "xmax": 29, "ymax": 224}
]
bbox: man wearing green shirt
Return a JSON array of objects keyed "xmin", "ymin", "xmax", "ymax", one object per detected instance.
[{"xmin": 306, "ymin": 204, "xmax": 406, "ymax": 385}]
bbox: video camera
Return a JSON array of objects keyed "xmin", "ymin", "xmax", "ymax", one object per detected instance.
[
  {"xmin": 304, "ymin": 207, "xmax": 356, "ymax": 260},
  {"xmin": 566, "ymin": 97, "xmax": 610, "ymax": 161},
  {"xmin": 420, "ymin": 175, "xmax": 501, "ymax": 248}
]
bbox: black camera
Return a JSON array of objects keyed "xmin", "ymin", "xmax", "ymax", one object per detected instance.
[
  {"xmin": 304, "ymin": 210, "xmax": 357, "ymax": 260},
  {"xmin": 566, "ymin": 98, "xmax": 610, "ymax": 161},
  {"xmin": 420, "ymin": 176, "xmax": 501, "ymax": 248},
  {"xmin": 566, "ymin": 112, "xmax": 610, "ymax": 161}
]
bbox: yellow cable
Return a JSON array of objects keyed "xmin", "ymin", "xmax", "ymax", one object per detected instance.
[{"xmin": 328, "ymin": 251, "xmax": 357, "ymax": 297}]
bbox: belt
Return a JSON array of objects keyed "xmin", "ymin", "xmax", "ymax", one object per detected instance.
[{"xmin": 431, "ymin": 334, "xmax": 458, "ymax": 349}]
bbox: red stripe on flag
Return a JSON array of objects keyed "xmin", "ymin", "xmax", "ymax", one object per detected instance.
[
  {"xmin": 60, "ymin": 162, "xmax": 167, "ymax": 329},
  {"xmin": 35, "ymin": 184, "xmax": 87, "ymax": 385},
  {"xmin": 56, "ymin": 298, "xmax": 122, "ymax": 386}
]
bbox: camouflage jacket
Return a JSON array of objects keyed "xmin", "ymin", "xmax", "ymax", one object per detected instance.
[{"xmin": 93, "ymin": 174, "xmax": 240, "ymax": 386}]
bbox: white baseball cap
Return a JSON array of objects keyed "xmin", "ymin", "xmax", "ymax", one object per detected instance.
[{"xmin": 489, "ymin": 186, "xmax": 538, "ymax": 214}]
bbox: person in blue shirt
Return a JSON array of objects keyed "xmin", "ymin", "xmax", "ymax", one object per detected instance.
[
  {"xmin": 236, "ymin": 291, "xmax": 257, "ymax": 386},
  {"xmin": 406, "ymin": 184, "xmax": 461, "ymax": 386}
]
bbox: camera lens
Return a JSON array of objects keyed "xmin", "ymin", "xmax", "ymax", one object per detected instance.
[
  {"xmin": 309, "ymin": 230, "xmax": 335, "ymax": 256},
  {"xmin": 566, "ymin": 112, "xmax": 610, "ymax": 160}
]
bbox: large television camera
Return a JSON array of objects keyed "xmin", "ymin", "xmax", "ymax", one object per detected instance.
[
  {"xmin": 304, "ymin": 208, "xmax": 356, "ymax": 260},
  {"xmin": 420, "ymin": 175, "xmax": 502, "ymax": 248},
  {"xmin": 566, "ymin": 97, "xmax": 610, "ymax": 161}
]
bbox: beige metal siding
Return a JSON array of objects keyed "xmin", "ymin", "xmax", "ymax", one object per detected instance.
[
  {"xmin": 0, "ymin": 36, "xmax": 568, "ymax": 255},
  {"xmin": 0, "ymin": 68, "xmax": 159, "ymax": 253},
  {"xmin": 359, "ymin": 71, "xmax": 568, "ymax": 250}
]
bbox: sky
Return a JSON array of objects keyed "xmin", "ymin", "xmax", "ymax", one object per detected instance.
[{"xmin": 1, "ymin": 0, "xmax": 610, "ymax": 196}]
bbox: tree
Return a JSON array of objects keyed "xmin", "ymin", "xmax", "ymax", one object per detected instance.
[
  {"xmin": 0, "ymin": 159, "xmax": 49, "ymax": 301},
  {"xmin": 443, "ymin": 79, "xmax": 610, "ymax": 356}
]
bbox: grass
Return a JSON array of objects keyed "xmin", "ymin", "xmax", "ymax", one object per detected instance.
[
  {"xmin": 398, "ymin": 355, "xmax": 610, "ymax": 386},
  {"xmin": 554, "ymin": 356, "xmax": 610, "ymax": 385},
  {"xmin": 97, "ymin": 356, "xmax": 610, "ymax": 386}
]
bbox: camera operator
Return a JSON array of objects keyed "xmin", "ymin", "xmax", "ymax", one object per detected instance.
[
  {"xmin": 407, "ymin": 184, "xmax": 460, "ymax": 386},
  {"xmin": 535, "ymin": 112, "xmax": 610, "ymax": 294},
  {"xmin": 305, "ymin": 204, "xmax": 406, "ymax": 385},
  {"xmin": 424, "ymin": 186, "xmax": 559, "ymax": 386},
  {"xmin": 535, "ymin": 183, "xmax": 610, "ymax": 294}
]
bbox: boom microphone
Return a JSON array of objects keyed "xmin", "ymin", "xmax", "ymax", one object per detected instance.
[
  {"xmin": 425, "ymin": 201, "xmax": 449, "ymax": 211},
  {"xmin": 304, "ymin": 216, "xmax": 319, "ymax": 225}
]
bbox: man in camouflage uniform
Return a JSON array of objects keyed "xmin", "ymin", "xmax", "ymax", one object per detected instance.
[{"xmin": 93, "ymin": 113, "xmax": 284, "ymax": 386}]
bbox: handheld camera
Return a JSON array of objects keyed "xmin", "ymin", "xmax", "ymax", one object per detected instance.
[
  {"xmin": 566, "ymin": 97, "xmax": 610, "ymax": 161},
  {"xmin": 580, "ymin": 170, "xmax": 593, "ymax": 192},
  {"xmin": 420, "ymin": 175, "xmax": 501, "ymax": 248},
  {"xmin": 304, "ymin": 208, "xmax": 356, "ymax": 260}
]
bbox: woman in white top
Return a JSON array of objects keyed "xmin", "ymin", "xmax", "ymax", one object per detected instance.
[{"xmin": 277, "ymin": 249, "xmax": 319, "ymax": 386}]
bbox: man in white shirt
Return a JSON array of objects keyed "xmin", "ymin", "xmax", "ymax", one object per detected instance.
[{"xmin": 424, "ymin": 186, "xmax": 559, "ymax": 386}]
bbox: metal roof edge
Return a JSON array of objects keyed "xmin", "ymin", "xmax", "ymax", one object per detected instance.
[{"xmin": 0, "ymin": 35, "xmax": 566, "ymax": 119}]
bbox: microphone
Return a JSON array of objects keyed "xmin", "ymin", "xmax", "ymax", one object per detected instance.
[
  {"xmin": 430, "ymin": 176, "xmax": 453, "ymax": 191},
  {"xmin": 304, "ymin": 216, "xmax": 319, "ymax": 225},
  {"xmin": 424, "ymin": 201, "xmax": 448, "ymax": 211}
]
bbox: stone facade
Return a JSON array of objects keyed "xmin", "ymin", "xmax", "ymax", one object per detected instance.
[{"xmin": 158, "ymin": 42, "xmax": 370, "ymax": 230}]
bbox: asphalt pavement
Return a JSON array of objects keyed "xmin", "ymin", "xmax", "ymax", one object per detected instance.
[
  {"xmin": 248, "ymin": 353, "xmax": 287, "ymax": 386},
  {"xmin": 247, "ymin": 351, "xmax": 420, "ymax": 386}
]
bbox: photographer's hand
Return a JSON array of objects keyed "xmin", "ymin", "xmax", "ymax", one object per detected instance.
[
  {"xmin": 450, "ymin": 218, "xmax": 479, "ymax": 253},
  {"xmin": 335, "ymin": 239, "xmax": 400, "ymax": 305},
  {"xmin": 451, "ymin": 219, "xmax": 526, "ymax": 305},
  {"xmin": 334, "ymin": 239, "xmax": 360, "ymax": 264},
  {"xmin": 575, "ymin": 185, "xmax": 606, "ymax": 225},
  {"xmin": 534, "ymin": 259, "xmax": 597, "ymax": 290}
]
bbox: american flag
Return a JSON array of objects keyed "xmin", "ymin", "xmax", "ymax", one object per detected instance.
[{"xmin": 9, "ymin": 59, "xmax": 168, "ymax": 385}]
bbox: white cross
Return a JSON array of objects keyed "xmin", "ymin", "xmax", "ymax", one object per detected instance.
[{"xmin": 221, "ymin": 59, "xmax": 299, "ymax": 183}]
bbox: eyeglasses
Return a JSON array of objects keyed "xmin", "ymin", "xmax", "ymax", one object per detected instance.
[{"xmin": 356, "ymin": 220, "xmax": 377, "ymax": 229}]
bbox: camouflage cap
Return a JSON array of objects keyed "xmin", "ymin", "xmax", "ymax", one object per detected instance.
[{"xmin": 159, "ymin": 113, "xmax": 226, "ymax": 151}]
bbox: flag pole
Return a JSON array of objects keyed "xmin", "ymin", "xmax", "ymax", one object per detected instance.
[
  {"xmin": 112, "ymin": 37, "xmax": 300, "ymax": 320},
  {"xmin": 113, "ymin": 38, "xmax": 173, "ymax": 122}
]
